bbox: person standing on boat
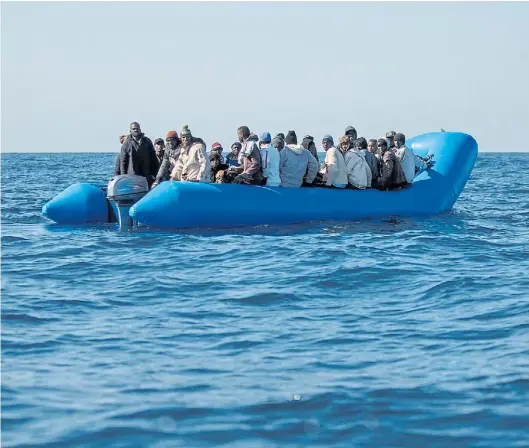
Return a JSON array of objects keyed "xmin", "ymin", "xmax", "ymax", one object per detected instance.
[
  {"xmin": 259, "ymin": 132, "xmax": 281, "ymax": 187},
  {"xmin": 376, "ymin": 138, "xmax": 407, "ymax": 190},
  {"xmin": 152, "ymin": 131, "xmax": 181, "ymax": 187},
  {"xmin": 394, "ymin": 133, "xmax": 415, "ymax": 184},
  {"xmin": 225, "ymin": 142, "xmax": 241, "ymax": 168},
  {"xmin": 319, "ymin": 135, "xmax": 347, "ymax": 189},
  {"xmin": 171, "ymin": 125, "xmax": 210, "ymax": 183},
  {"xmin": 114, "ymin": 135, "xmax": 128, "ymax": 176},
  {"xmin": 119, "ymin": 122, "xmax": 158, "ymax": 187},
  {"xmin": 278, "ymin": 134, "xmax": 319, "ymax": 188},
  {"xmin": 226, "ymin": 126, "xmax": 263, "ymax": 185}
]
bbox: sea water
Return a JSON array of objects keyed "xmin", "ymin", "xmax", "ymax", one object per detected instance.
[{"xmin": 2, "ymin": 153, "xmax": 529, "ymax": 447}]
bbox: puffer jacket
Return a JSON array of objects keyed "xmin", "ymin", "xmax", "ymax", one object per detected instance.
[
  {"xmin": 119, "ymin": 133, "xmax": 158, "ymax": 187},
  {"xmin": 377, "ymin": 150, "xmax": 407, "ymax": 190},
  {"xmin": 322, "ymin": 146, "xmax": 348, "ymax": 187},
  {"xmin": 171, "ymin": 138, "xmax": 210, "ymax": 182},
  {"xmin": 279, "ymin": 145, "xmax": 319, "ymax": 188},
  {"xmin": 361, "ymin": 149, "xmax": 378, "ymax": 187},
  {"xmin": 344, "ymin": 149, "xmax": 371, "ymax": 189},
  {"xmin": 155, "ymin": 146, "xmax": 181, "ymax": 184},
  {"xmin": 395, "ymin": 145, "xmax": 415, "ymax": 183}
]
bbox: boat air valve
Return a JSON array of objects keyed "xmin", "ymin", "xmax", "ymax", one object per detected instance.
[{"xmin": 106, "ymin": 175, "xmax": 149, "ymax": 228}]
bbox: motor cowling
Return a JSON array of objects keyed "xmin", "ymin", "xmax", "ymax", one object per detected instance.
[{"xmin": 107, "ymin": 175, "xmax": 149, "ymax": 227}]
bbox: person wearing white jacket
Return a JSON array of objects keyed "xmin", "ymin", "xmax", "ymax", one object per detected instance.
[
  {"xmin": 170, "ymin": 125, "xmax": 210, "ymax": 183},
  {"xmin": 259, "ymin": 132, "xmax": 281, "ymax": 187},
  {"xmin": 339, "ymin": 136, "xmax": 371, "ymax": 189},
  {"xmin": 394, "ymin": 133, "xmax": 415, "ymax": 184},
  {"xmin": 320, "ymin": 135, "xmax": 348, "ymax": 188}
]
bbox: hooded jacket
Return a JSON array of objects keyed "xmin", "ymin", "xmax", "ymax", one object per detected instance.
[
  {"xmin": 260, "ymin": 144, "xmax": 281, "ymax": 187},
  {"xmin": 171, "ymin": 137, "xmax": 210, "ymax": 182},
  {"xmin": 360, "ymin": 149, "xmax": 378, "ymax": 187},
  {"xmin": 395, "ymin": 145, "xmax": 415, "ymax": 183},
  {"xmin": 344, "ymin": 149, "xmax": 371, "ymax": 189},
  {"xmin": 377, "ymin": 150, "xmax": 407, "ymax": 190},
  {"xmin": 119, "ymin": 133, "xmax": 158, "ymax": 186},
  {"xmin": 279, "ymin": 145, "xmax": 319, "ymax": 188},
  {"xmin": 322, "ymin": 146, "xmax": 348, "ymax": 187},
  {"xmin": 154, "ymin": 145, "xmax": 181, "ymax": 184}
]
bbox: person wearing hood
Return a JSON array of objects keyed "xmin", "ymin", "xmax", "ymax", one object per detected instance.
[
  {"xmin": 114, "ymin": 134, "xmax": 128, "ymax": 176},
  {"xmin": 225, "ymin": 142, "xmax": 242, "ymax": 168},
  {"xmin": 386, "ymin": 131, "xmax": 396, "ymax": 150},
  {"xmin": 341, "ymin": 136, "xmax": 371, "ymax": 189},
  {"xmin": 152, "ymin": 130, "xmax": 181, "ymax": 187},
  {"xmin": 226, "ymin": 126, "xmax": 263, "ymax": 185},
  {"xmin": 209, "ymin": 142, "xmax": 228, "ymax": 183},
  {"xmin": 170, "ymin": 125, "xmax": 210, "ymax": 183},
  {"xmin": 119, "ymin": 122, "xmax": 158, "ymax": 187},
  {"xmin": 259, "ymin": 132, "xmax": 281, "ymax": 187},
  {"xmin": 319, "ymin": 135, "xmax": 348, "ymax": 189},
  {"xmin": 356, "ymin": 137, "xmax": 378, "ymax": 188},
  {"xmin": 278, "ymin": 133, "xmax": 318, "ymax": 188},
  {"xmin": 301, "ymin": 135, "xmax": 319, "ymax": 162},
  {"xmin": 393, "ymin": 133, "xmax": 415, "ymax": 184},
  {"xmin": 376, "ymin": 138, "xmax": 407, "ymax": 190},
  {"xmin": 345, "ymin": 126, "xmax": 358, "ymax": 148}
]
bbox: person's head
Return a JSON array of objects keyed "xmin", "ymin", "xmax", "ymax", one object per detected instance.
[
  {"xmin": 259, "ymin": 132, "xmax": 271, "ymax": 147},
  {"xmin": 302, "ymin": 135, "xmax": 314, "ymax": 149},
  {"xmin": 284, "ymin": 130, "xmax": 297, "ymax": 146},
  {"xmin": 322, "ymin": 135, "xmax": 334, "ymax": 151},
  {"xmin": 166, "ymin": 130, "xmax": 179, "ymax": 150},
  {"xmin": 119, "ymin": 135, "xmax": 128, "ymax": 145},
  {"xmin": 130, "ymin": 122, "xmax": 141, "ymax": 138},
  {"xmin": 338, "ymin": 136, "xmax": 350, "ymax": 153},
  {"xmin": 272, "ymin": 136, "xmax": 285, "ymax": 151},
  {"xmin": 377, "ymin": 138, "xmax": 388, "ymax": 154},
  {"xmin": 154, "ymin": 138, "xmax": 165, "ymax": 155},
  {"xmin": 211, "ymin": 142, "xmax": 223, "ymax": 154},
  {"xmin": 394, "ymin": 133, "xmax": 405, "ymax": 148},
  {"xmin": 367, "ymin": 139, "xmax": 378, "ymax": 153},
  {"xmin": 386, "ymin": 131, "xmax": 396, "ymax": 147},
  {"xmin": 230, "ymin": 141, "xmax": 242, "ymax": 155},
  {"xmin": 345, "ymin": 126, "xmax": 357, "ymax": 140},
  {"xmin": 276, "ymin": 133, "xmax": 285, "ymax": 140},
  {"xmin": 355, "ymin": 137, "xmax": 368, "ymax": 150},
  {"xmin": 237, "ymin": 126, "xmax": 251, "ymax": 143},
  {"xmin": 180, "ymin": 125, "xmax": 192, "ymax": 147}
]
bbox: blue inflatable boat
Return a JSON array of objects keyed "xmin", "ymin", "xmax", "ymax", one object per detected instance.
[{"xmin": 42, "ymin": 132, "xmax": 478, "ymax": 229}]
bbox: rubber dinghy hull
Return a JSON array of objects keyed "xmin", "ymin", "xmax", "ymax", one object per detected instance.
[{"xmin": 129, "ymin": 132, "xmax": 477, "ymax": 229}]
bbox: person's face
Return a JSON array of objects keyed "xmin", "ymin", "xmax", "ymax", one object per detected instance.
[
  {"xmin": 181, "ymin": 134, "xmax": 192, "ymax": 147},
  {"xmin": 166, "ymin": 138, "xmax": 177, "ymax": 149},
  {"xmin": 355, "ymin": 141, "xmax": 363, "ymax": 150},
  {"xmin": 237, "ymin": 129, "xmax": 244, "ymax": 143},
  {"xmin": 130, "ymin": 124, "xmax": 141, "ymax": 138},
  {"xmin": 377, "ymin": 142, "xmax": 387, "ymax": 153},
  {"xmin": 367, "ymin": 141, "xmax": 376, "ymax": 153},
  {"xmin": 388, "ymin": 136, "xmax": 395, "ymax": 147},
  {"xmin": 340, "ymin": 141, "xmax": 349, "ymax": 152},
  {"xmin": 155, "ymin": 143, "xmax": 164, "ymax": 154},
  {"xmin": 322, "ymin": 140, "xmax": 331, "ymax": 151},
  {"xmin": 395, "ymin": 139, "xmax": 403, "ymax": 149},
  {"xmin": 231, "ymin": 145, "xmax": 240, "ymax": 155}
]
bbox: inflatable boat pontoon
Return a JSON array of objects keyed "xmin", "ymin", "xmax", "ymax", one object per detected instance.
[{"xmin": 42, "ymin": 132, "xmax": 478, "ymax": 229}]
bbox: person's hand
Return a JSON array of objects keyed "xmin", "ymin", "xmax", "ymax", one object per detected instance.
[{"xmin": 151, "ymin": 182, "xmax": 159, "ymax": 189}]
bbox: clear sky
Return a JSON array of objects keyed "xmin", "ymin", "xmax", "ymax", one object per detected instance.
[{"xmin": 2, "ymin": 1, "xmax": 528, "ymax": 153}]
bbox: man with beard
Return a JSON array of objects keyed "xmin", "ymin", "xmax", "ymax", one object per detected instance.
[
  {"xmin": 152, "ymin": 131, "xmax": 181, "ymax": 188},
  {"xmin": 119, "ymin": 122, "xmax": 158, "ymax": 187}
]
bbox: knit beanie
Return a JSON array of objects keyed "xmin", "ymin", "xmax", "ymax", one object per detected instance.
[
  {"xmin": 322, "ymin": 135, "xmax": 334, "ymax": 145},
  {"xmin": 285, "ymin": 130, "xmax": 297, "ymax": 145},
  {"xmin": 211, "ymin": 142, "xmax": 223, "ymax": 151},
  {"xmin": 166, "ymin": 130, "xmax": 178, "ymax": 139},
  {"xmin": 154, "ymin": 138, "xmax": 165, "ymax": 146},
  {"xmin": 181, "ymin": 125, "xmax": 191, "ymax": 136},
  {"xmin": 394, "ymin": 133, "xmax": 405, "ymax": 143},
  {"xmin": 260, "ymin": 132, "xmax": 271, "ymax": 143}
]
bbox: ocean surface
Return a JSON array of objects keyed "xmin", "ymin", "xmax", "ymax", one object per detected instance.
[{"xmin": 2, "ymin": 152, "xmax": 529, "ymax": 448}]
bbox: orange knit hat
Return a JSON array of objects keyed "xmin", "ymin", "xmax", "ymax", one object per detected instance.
[{"xmin": 166, "ymin": 130, "xmax": 178, "ymax": 139}]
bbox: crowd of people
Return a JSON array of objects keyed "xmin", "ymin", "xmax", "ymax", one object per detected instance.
[{"xmin": 115, "ymin": 122, "xmax": 432, "ymax": 191}]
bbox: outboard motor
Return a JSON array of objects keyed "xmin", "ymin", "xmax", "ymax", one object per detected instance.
[{"xmin": 107, "ymin": 175, "xmax": 149, "ymax": 228}]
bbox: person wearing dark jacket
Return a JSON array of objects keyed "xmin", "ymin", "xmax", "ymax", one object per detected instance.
[
  {"xmin": 209, "ymin": 142, "xmax": 228, "ymax": 182},
  {"xmin": 119, "ymin": 122, "xmax": 158, "ymax": 187},
  {"xmin": 154, "ymin": 138, "xmax": 165, "ymax": 167},
  {"xmin": 114, "ymin": 134, "xmax": 128, "ymax": 176},
  {"xmin": 153, "ymin": 130, "xmax": 181, "ymax": 187},
  {"xmin": 376, "ymin": 138, "xmax": 407, "ymax": 190},
  {"xmin": 301, "ymin": 135, "xmax": 319, "ymax": 162},
  {"xmin": 225, "ymin": 142, "xmax": 241, "ymax": 167},
  {"xmin": 227, "ymin": 126, "xmax": 263, "ymax": 185}
]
